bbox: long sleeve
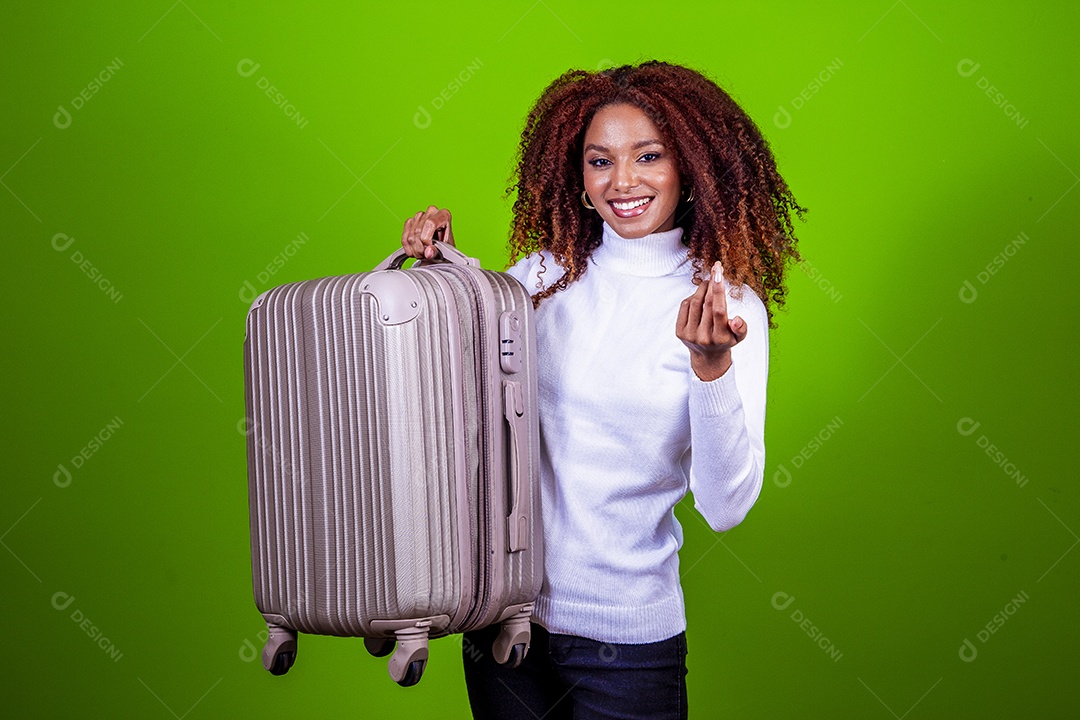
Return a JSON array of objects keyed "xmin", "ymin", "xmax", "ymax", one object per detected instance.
[
  {"xmin": 511, "ymin": 220, "xmax": 774, "ymax": 643},
  {"xmin": 685, "ymin": 286, "xmax": 769, "ymax": 531}
]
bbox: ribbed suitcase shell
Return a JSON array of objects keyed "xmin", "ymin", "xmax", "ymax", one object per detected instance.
[{"xmin": 243, "ymin": 247, "xmax": 542, "ymax": 684}]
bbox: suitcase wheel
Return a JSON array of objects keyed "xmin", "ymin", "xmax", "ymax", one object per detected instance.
[
  {"xmin": 492, "ymin": 609, "xmax": 531, "ymax": 666},
  {"xmin": 505, "ymin": 643, "xmax": 526, "ymax": 669},
  {"xmin": 261, "ymin": 625, "xmax": 298, "ymax": 676},
  {"xmin": 397, "ymin": 659, "xmax": 427, "ymax": 688},
  {"xmin": 387, "ymin": 626, "xmax": 430, "ymax": 687},
  {"xmin": 269, "ymin": 650, "xmax": 296, "ymax": 676},
  {"xmin": 364, "ymin": 637, "xmax": 395, "ymax": 658}
]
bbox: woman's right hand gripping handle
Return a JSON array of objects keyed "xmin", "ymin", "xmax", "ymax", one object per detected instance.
[{"xmin": 401, "ymin": 205, "xmax": 455, "ymax": 260}]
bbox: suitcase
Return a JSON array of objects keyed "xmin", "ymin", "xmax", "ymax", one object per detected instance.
[{"xmin": 243, "ymin": 240, "xmax": 543, "ymax": 686}]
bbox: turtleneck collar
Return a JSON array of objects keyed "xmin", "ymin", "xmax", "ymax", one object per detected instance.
[{"xmin": 590, "ymin": 221, "xmax": 690, "ymax": 277}]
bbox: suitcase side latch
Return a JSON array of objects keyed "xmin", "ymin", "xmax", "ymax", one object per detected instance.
[{"xmin": 503, "ymin": 380, "xmax": 529, "ymax": 553}]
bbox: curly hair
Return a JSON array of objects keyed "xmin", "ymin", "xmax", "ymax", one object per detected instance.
[{"xmin": 504, "ymin": 60, "xmax": 806, "ymax": 327}]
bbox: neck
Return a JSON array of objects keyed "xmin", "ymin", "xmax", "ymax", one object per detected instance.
[{"xmin": 591, "ymin": 221, "xmax": 689, "ymax": 277}]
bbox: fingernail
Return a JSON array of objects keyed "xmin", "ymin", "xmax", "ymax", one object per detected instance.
[{"xmin": 712, "ymin": 261, "xmax": 723, "ymax": 284}]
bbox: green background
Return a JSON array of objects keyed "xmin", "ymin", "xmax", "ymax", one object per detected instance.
[{"xmin": 2, "ymin": 1, "xmax": 1076, "ymax": 717}]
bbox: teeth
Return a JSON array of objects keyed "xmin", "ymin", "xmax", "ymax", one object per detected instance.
[{"xmin": 611, "ymin": 197, "xmax": 651, "ymax": 210}]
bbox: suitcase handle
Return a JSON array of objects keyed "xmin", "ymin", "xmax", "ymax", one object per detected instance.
[
  {"xmin": 376, "ymin": 241, "xmax": 480, "ymax": 271},
  {"xmin": 503, "ymin": 381, "xmax": 529, "ymax": 553}
]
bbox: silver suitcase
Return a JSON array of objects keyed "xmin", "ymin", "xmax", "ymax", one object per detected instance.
[{"xmin": 243, "ymin": 241, "xmax": 543, "ymax": 686}]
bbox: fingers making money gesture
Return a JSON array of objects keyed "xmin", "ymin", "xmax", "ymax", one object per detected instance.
[{"xmin": 676, "ymin": 261, "xmax": 748, "ymax": 381}]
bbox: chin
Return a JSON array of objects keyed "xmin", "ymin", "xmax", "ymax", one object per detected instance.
[
  {"xmin": 604, "ymin": 216, "xmax": 673, "ymax": 239},
  {"xmin": 599, "ymin": 197, "xmax": 678, "ymax": 239}
]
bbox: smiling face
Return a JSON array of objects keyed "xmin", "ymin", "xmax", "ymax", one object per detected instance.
[{"xmin": 582, "ymin": 102, "xmax": 683, "ymax": 239}]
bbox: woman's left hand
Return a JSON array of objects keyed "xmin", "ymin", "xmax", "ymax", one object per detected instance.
[{"xmin": 676, "ymin": 261, "xmax": 748, "ymax": 381}]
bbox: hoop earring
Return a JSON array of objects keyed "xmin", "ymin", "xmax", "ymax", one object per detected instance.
[
  {"xmin": 581, "ymin": 190, "xmax": 596, "ymax": 210},
  {"xmin": 682, "ymin": 186, "xmax": 695, "ymax": 203}
]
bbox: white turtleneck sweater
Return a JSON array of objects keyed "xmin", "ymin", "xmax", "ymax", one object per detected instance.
[{"xmin": 503, "ymin": 221, "xmax": 768, "ymax": 645}]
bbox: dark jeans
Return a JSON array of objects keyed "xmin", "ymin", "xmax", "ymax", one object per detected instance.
[{"xmin": 462, "ymin": 622, "xmax": 688, "ymax": 720}]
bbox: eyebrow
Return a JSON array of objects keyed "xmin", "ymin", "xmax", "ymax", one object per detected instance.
[{"xmin": 584, "ymin": 139, "xmax": 665, "ymax": 153}]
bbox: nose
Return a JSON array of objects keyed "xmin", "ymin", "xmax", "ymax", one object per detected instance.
[{"xmin": 611, "ymin": 160, "xmax": 637, "ymax": 192}]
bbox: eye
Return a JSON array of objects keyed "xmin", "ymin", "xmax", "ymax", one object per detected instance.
[
  {"xmin": 639, "ymin": 152, "xmax": 660, "ymax": 162},
  {"xmin": 587, "ymin": 157, "xmax": 611, "ymax": 167}
]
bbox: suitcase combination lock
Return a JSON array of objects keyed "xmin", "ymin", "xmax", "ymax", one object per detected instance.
[{"xmin": 499, "ymin": 311, "xmax": 523, "ymax": 374}]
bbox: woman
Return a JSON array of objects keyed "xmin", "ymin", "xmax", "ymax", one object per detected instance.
[{"xmin": 400, "ymin": 60, "xmax": 805, "ymax": 720}]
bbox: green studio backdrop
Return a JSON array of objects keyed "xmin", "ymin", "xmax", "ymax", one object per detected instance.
[{"xmin": 2, "ymin": 1, "xmax": 1077, "ymax": 717}]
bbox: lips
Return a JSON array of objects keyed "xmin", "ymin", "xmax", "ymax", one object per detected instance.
[{"xmin": 608, "ymin": 196, "xmax": 653, "ymax": 218}]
